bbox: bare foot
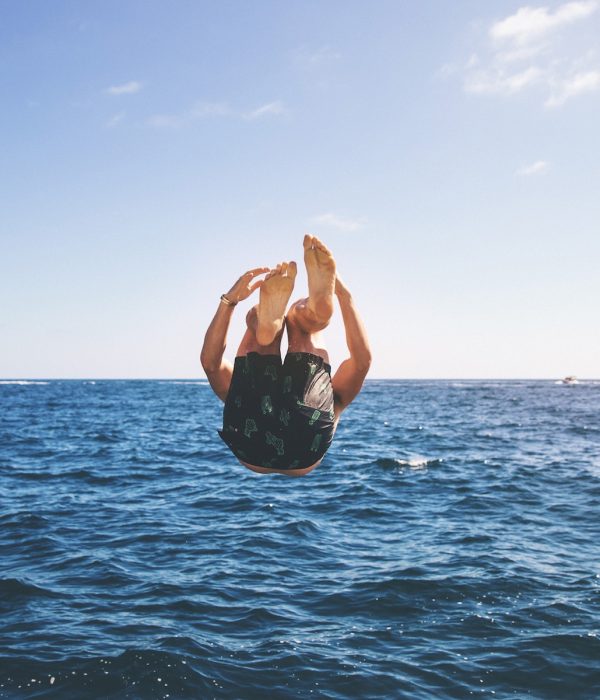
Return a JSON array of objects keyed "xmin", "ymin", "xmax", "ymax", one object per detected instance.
[
  {"xmin": 256, "ymin": 261, "xmax": 297, "ymax": 345},
  {"xmin": 303, "ymin": 234, "xmax": 336, "ymax": 323}
]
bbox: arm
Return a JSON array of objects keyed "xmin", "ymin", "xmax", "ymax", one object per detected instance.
[
  {"xmin": 332, "ymin": 275, "xmax": 372, "ymax": 416},
  {"xmin": 200, "ymin": 267, "xmax": 268, "ymax": 402}
]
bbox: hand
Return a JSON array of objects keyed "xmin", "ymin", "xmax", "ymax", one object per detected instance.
[{"xmin": 225, "ymin": 267, "xmax": 269, "ymax": 304}]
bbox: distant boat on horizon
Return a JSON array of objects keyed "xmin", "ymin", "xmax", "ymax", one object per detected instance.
[{"xmin": 561, "ymin": 375, "xmax": 579, "ymax": 385}]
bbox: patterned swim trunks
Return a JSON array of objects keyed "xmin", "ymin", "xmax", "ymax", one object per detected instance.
[{"xmin": 218, "ymin": 352, "xmax": 336, "ymax": 470}]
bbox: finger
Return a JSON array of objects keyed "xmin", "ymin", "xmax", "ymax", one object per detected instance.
[
  {"xmin": 246, "ymin": 267, "xmax": 269, "ymax": 277},
  {"xmin": 248, "ymin": 280, "xmax": 263, "ymax": 294}
]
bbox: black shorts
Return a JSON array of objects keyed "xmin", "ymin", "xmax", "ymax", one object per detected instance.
[{"xmin": 218, "ymin": 352, "xmax": 336, "ymax": 470}]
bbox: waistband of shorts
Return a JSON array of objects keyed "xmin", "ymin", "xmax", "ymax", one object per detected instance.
[
  {"xmin": 284, "ymin": 351, "xmax": 331, "ymax": 374},
  {"xmin": 233, "ymin": 353, "xmax": 281, "ymax": 366},
  {"xmin": 233, "ymin": 351, "xmax": 331, "ymax": 374}
]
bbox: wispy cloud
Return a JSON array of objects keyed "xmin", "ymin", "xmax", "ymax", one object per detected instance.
[
  {"xmin": 545, "ymin": 69, "xmax": 600, "ymax": 106},
  {"xmin": 453, "ymin": 1, "xmax": 600, "ymax": 107},
  {"xmin": 244, "ymin": 101, "xmax": 286, "ymax": 119},
  {"xmin": 106, "ymin": 81, "xmax": 143, "ymax": 96},
  {"xmin": 516, "ymin": 159, "xmax": 549, "ymax": 176},
  {"xmin": 490, "ymin": 1, "xmax": 597, "ymax": 45},
  {"xmin": 147, "ymin": 102, "xmax": 231, "ymax": 128},
  {"xmin": 466, "ymin": 66, "xmax": 543, "ymax": 95},
  {"xmin": 105, "ymin": 112, "xmax": 125, "ymax": 128},
  {"xmin": 310, "ymin": 213, "xmax": 366, "ymax": 232},
  {"xmin": 148, "ymin": 100, "xmax": 285, "ymax": 127}
]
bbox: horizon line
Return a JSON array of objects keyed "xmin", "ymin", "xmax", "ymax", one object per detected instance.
[{"xmin": 1, "ymin": 377, "xmax": 597, "ymax": 382}]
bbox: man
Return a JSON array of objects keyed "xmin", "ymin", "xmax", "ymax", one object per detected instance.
[{"xmin": 200, "ymin": 235, "xmax": 371, "ymax": 476}]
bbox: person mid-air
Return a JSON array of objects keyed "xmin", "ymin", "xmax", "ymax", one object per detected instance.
[{"xmin": 201, "ymin": 235, "xmax": 371, "ymax": 476}]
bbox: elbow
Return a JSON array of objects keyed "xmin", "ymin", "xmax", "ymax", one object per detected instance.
[
  {"xmin": 356, "ymin": 350, "xmax": 372, "ymax": 374},
  {"xmin": 200, "ymin": 352, "xmax": 217, "ymax": 375}
]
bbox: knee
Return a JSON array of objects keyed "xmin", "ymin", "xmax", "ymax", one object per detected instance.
[
  {"xmin": 289, "ymin": 308, "xmax": 328, "ymax": 335},
  {"xmin": 287, "ymin": 299, "xmax": 322, "ymax": 333},
  {"xmin": 246, "ymin": 305, "xmax": 258, "ymax": 328}
]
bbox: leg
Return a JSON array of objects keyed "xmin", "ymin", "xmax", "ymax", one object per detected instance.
[
  {"xmin": 236, "ymin": 261, "xmax": 297, "ymax": 355},
  {"xmin": 256, "ymin": 261, "xmax": 297, "ymax": 345},
  {"xmin": 286, "ymin": 235, "xmax": 336, "ymax": 335},
  {"xmin": 235, "ymin": 306, "xmax": 283, "ymax": 357},
  {"xmin": 285, "ymin": 299, "xmax": 330, "ymax": 364}
]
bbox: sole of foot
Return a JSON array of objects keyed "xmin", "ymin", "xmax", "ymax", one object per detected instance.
[
  {"xmin": 303, "ymin": 234, "xmax": 336, "ymax": 323},
  {"xmin": 256, "ymin": 261, "xmax": 297, "ymax": 345}
]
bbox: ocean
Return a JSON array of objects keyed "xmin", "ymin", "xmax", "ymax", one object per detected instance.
[{"xmin": 1, "ymin": 379, "xmax": 599, "ymax": 699}]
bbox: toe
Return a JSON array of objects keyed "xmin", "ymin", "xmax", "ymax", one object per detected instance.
[
  {"xmin": 288, "ymin": 261, "xmax": 297, "ymax": 279},
  {"xmin": 280, "ymin": 261, "xmax": 288, "ymax": 275},
  {"xmin": 303, "ymin": 234, "xmax": 314, "ymax": 250},
  {"xmin": 312, "ymin": 236, "xmax": 331, "ymax": 255}
]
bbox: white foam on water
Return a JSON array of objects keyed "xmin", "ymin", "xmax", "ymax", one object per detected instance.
[
  {"xmin": 395, "ymin": 457, "xmax": 440, "ymax": 469},
  {"xmin": 0, "ymin": 380, "xmax": 49, "ymax": 385},
  {"xmin": 163, "ymin": 380, "xmax": 208, "ymax": 385}
]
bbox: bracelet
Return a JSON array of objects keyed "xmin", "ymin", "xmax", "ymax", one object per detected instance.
[{"xmin": 220, "ymin": 294, "xmax": 237, "ymax": 307}]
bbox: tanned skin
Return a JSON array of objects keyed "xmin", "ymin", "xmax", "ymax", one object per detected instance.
[{"xmin": 201, "ymin": 235, "xmax": 371, "ymax": 476}]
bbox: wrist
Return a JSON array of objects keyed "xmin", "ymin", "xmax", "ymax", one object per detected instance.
[{"xmin": 220, "ymin": 293, "xmax": 237, "ymax": 308}]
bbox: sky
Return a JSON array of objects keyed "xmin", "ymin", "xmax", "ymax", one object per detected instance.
[{"xmin": 1, "ymin": 0, "xmax": 599, "ymax": 379}]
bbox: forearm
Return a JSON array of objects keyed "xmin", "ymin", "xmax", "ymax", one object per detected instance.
[
  {"xmin": 200, "ymin": 301, "xmax": 235, "ymax": 373},
  {"xmin": 336, "ymin": 284, "xmax": 372, "ymax": 370}
]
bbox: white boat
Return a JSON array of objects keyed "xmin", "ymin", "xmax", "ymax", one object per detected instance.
[{"xmin": 561, "ymin": 376, "xmax": 579, "ymax": 384}]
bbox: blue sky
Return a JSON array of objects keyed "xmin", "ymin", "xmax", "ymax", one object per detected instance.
[{"xmin": 1, "ymin": 1, "xmax": 599, "ymax": 378}]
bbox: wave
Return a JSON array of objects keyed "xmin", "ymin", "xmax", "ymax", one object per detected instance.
[
  {"xmin": 0, "ymin": 577, "xmax": 60, "ymax": 601},
  {"xmin": 0, "ymin": 648, "xmax": 214, "ymax": 698},
  {"xmin": 0, "ymin": 511, "xmax": 50, "ymax": 528},
  {"xmin": 91, "ymin": 431, "xmax": 122, "ymax": 443},
  {"xmin": 373, "ymin": 457, "xmax": 443, "ymax": 469},
  {"xmin": 4, "ymin": 468, "xmax": 120, "ymax": 485},
  {"xmin": 159, "ymin": 380, "xmax": 208, "ymax": 385},
  {"xmin": 554, "ymin": 380, "xmax": 600, "ymax": 386},
  {"xmin": 0, "ymin": 380, "xmax": 49, "ymax": 385}
]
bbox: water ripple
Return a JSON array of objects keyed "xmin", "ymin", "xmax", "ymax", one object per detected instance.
[{"xmin": 1, "ymin": 379, "xmax": 599, "ymax": 698}]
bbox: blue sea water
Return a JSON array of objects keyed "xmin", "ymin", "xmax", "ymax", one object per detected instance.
[{"xmin": 0, "ymin": 378, "xmax": 599, "ymax": 699}]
